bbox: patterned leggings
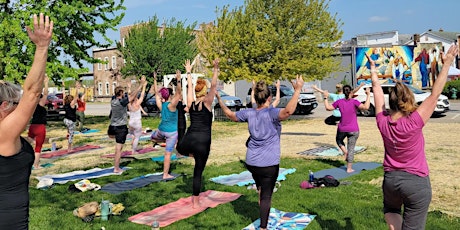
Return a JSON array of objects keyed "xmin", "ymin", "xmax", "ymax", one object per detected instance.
[
  {"xmin": 63, "ymin": 118, "xmax": 76, "ymax": 144},
  {"xmin": 336, "ymin": 131, "xmax": 359, "ymax": 162}
]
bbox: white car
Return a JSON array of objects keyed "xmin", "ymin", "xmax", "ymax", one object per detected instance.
[{"xmin": 354, "ymin": 83, "xmax": 450, "ymax": 117}]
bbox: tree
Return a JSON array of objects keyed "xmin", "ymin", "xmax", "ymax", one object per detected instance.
[
  {"xmin": 117, "ymin": 15, "xmax": 198, "ymax": 84},
  {"xmin": 197, "ymin": 0, "xmax": 343, "ymax": 83},
  {"xmin": 0, "ymin": 0, "xmax": 125, "ymax": 84}
]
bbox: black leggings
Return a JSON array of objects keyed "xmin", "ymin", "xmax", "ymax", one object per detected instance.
[
  {"xmin": 192, "ymin": 152, "xmax": 210, "ymax": 196},
  {"xmin": 246, "ymin": 164, "xmax": 279, "ymax": 229}
]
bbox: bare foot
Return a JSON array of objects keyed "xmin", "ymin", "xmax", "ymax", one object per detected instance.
[
  {"xmin": 113, "ymin": 168, "xmax": 124, "ymax": 174},
  {"xmin": 346, "ymin": 169, "xmax": 355, "ymax": 173},
  {"xmin": 33, "ymin": 165, "xmax": 43, "ymax": 170},
  {"xmin": 192, "ymin": 196, "xmax": 200, "ymax": 209},
  {"xmin": 163, "ymin": 174, "xmax": 175, "ymax": 180}
]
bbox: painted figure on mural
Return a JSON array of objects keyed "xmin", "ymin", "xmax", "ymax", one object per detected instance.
[{"xmin": 415, "ymin": 48, "xmax": 430, "ymax": 88}]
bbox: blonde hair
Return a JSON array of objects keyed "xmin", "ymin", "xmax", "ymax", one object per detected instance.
[
  {"xmin": 0, "ymin": 80, "xmax": 21, "ymax": 109},
  {"xmin": 195, "ymin": 78, "xmax": 208, "ymax": 97},
  {"xmin": 389, "ymin": 81, "xmax": 418, "ymax": 115}
]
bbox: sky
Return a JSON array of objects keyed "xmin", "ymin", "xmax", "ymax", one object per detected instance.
[{"xmin": 103, "ymin": 0, "xmax": 459, "ymax": 43}]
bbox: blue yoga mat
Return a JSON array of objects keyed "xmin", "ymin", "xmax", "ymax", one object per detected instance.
[
  {"xmin": 210, "ymin": 168, "xmax": 296, "ymax": 186},
  {"xmin": 243, "ymin": 208, "xmax": 316, "ymax": 230},
  {"xmin": 101, "ymin": 173, "xmax": 180, "ymax": 194},
  {"xmin": 297, "ymin": 146, "xmax": 366, "ymax": 156},
  {"xmin": 74, "ymin": 129, "xmax": 100, "ymax": 134},
  {"xmin": 313, "ymin": 162, "xmax": 381, "ymax": 180},
  {"xmin": 36, "ymin": 167, "xmax": 130, "ymax": 185}
]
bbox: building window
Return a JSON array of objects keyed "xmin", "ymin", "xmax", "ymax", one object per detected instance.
[
  {"xmin": 104, "ymin": 57, "xmax": 109, "ymax": 70},
  {"xmin": 97, "ymin": 58, "xmax": 102, "ymax": 70},
  {"xmin": 98, "ymin": 82, "xmax": 102, "ymax": 95},
  {"xmin": 112, "ymin": 56, "xmax": 116, "ymax": 69},
  {"xmin": 105, "ymin": 82, "xmax": 110, "ymax": 95},
  {"xmin": 112, "ymin": 82, "xmax": 117, "ymax": 94}
]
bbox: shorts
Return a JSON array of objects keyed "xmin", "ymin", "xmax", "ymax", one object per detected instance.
[
  {"xmin": 150, "ymin": 130, "xmax": 178, "ymax": 152},
  {"xmin": 107, "ymin": 125, "xmax": 129, "ymax": 144}
]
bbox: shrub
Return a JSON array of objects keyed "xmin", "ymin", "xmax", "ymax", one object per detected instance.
[{"xmin": 443, "ymin": 79, "xmax": 460, "ymax": 99}]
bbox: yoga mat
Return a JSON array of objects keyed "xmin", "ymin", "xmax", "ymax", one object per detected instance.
[
  {"xmin": 130, "ymin": 151, "xmax": 164, "ymax": 160},
  {"xmin": 129, "ymin": 190, "xmax": 242, "ymax": 227},
  {"xmin": 297, "ymin": 146, "xmax": 367, "ymax": 156},
  {"xmin": 36, "ymin": 167, "xmax": 130, "ymax": 186},
  {"xmin": 243, "ymin": 208, "xmax": 316, "ymax": 230},
  {"xmin": 74, "ymin": 129, "xmax": 100, "ymax": 134},
  {"xmin": 126, "ymin": 134, "xmax": 151, "ymax": 142},
  {"xmin": 100, "ymin": 173, "xmax": 180, "ymax": 194},
  {"xmin": 313, "ymin": 162, "xmax": 381, "ymax": 180},
  {"xmin": 101, "ymin": 146, "xmax": 159, "ymax": 158},
  {"xmin": 150, "ymin": 154, "xmax": 187, "ymax": 162},
  {"xmin": 40, "ymin": 144, "xmax": 102, "ymax": 159},
  {"xmin": 210, "ymin": 168, "xmax": 296, "ymax": 186}
]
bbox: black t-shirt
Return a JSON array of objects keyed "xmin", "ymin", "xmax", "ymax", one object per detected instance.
[
  {"xmin": 31, "ymin": 105, "xmax": 47, "ymax": 125},
  {"xmin": 64, "ymin": 104, "xmax": 77, "ymax": 122}
]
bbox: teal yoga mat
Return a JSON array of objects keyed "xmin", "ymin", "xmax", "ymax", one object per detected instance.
[
  {"xmin": 297, "ymin": 146, "xmax": 367, "ymax": 156},
  {"xmin": 312, "ymin": 162, "xmax": 381, "ymax": 180}
]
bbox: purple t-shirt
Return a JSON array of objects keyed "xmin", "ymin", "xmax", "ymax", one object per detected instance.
[
  {"xmin": 332, "ymin": 99, "xmax": 361, "ymax": 132},
  {"xmin": 236, "ymin": 107, "xmax": 281, "ymax": 167},
  {"xmin": 376, "ymin": 111, "xmax": 429, "ymax": 177}
]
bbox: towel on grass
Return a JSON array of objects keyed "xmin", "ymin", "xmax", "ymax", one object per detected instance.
[
  {"xmin": 313, "ymin": 162, "xmax": 381, "ymax": 180},
  {"xmin": 101, "ymin": 173, "xmax": 180, "ymax": 194},
  {"xmin": 74, "ymin": 129, "xmax": 100, "ymax": 134},
  {"xmin": 101, "ymin": 146, "xmax": 159, "ymax": 158},
  {"xmin": 297, "ymin": 146, "xmax": 366, "ymax": 156},
  {"xmin": 129, "ymin": 190, "xmax": 241, "ymax": 227},
  {"xmin": 36, "ymin": 167, "xmax": 130, "ymax": 188},
  {"xmin": 40, "ymin": 145, "xmax": 102, "ymax": 159},
  {"xmin": 210, "ymin": 168, "xmax": 296, "ymax": 186},
  {"xmin": 243, "ymin": 208, "xmax": 316, "ymax": 230},
  {"xmin": 150, "ymin": 154, "xmax": 187, "ymax": 162}
]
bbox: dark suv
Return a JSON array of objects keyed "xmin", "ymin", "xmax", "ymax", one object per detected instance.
[{"xmin": 246, "ymin": 85, "xmax": 318, "ymax": 114}]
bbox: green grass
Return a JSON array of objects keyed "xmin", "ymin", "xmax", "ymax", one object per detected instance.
[
  {"xmin": 29, "ymin": 157, "xmax": 460, "ymax": 229},
  {"xmin": 29, "ymin": 116, "xmax": 460, "ymax": 229}
]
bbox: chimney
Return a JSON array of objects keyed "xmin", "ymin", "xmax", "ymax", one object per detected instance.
[
  {"xmin": 439, "ymin": 28, "xmax": 444, "ymax": 32},
  {"xmin": 413, "ymin": 34, "xmax": 420, "ymax": 46}
]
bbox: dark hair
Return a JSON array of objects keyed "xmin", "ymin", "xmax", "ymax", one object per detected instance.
[
  {"xmin": 254, "ymin": 80, "xmax": 271, "ymax": 106},
  {"xmin": 115, "ymin": 86, "xmax": 124, "ymax": 97},
  {"xmin": 343, "ymin": 85, "xmax": 353, "ymax": 99}
]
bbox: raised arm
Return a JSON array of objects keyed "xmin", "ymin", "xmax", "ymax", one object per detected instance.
[
  {"xmin": 279, "ymin": 75, "xmax": 303, "ymax": 120},
  {"xmin": 38, "ymin": 75, "xmax": 49, "ymax": 107},
  {"xmin": 417, "ymin": 44, "xmax": 458, "ymax": 123},
  {"xmin": 272, "ymin": 80, "xmax": 281, "ymax": 107},
  {"xmin": 0, "ymin": 13, "xmax": 53, "ymax": 155},
  {"xmin": 135, "ymin": 76, "xmax": 147, "ymax": 106},
  {"xmin": 352, "ymin": 82, "xmax": 365, "ymax": 95},
  {"xmin": 311, "ymin": 84, "xmax": 325, "ymax": 94},
  {"xmin": 366, "ymin": 52, "xmax": 385, "ymax": 114},
  {"xmin": 250, "ymin": 79, "xmax": 256, "ymax": 105},
  {"xmin": 203, "ymin": 58, "xmax": 219, "ymax": 109},
  {"xmin": 70, "ymin": 82, "xmax": 80, "ymax": 108},
  {"xmin": 168, "ymin": 70, "xmax": 183, "ymax": 111},
  {"xmin": 184, "ymin": 60, "xmax": 194, "ymax": 109},
  {"xmin": 322, "ymin": 91, "xmax": 336, "ymax": 111},
  {"xmin": 358, "ymin": 87, "xmax": 371, "ymax": 110},
  {"xmin": 129, "ymin": 76, "xmax": 144, "ymax": 102},
  {"xmin": 216, "ymin": 89, "xmax": 238, "ymax": 122}
]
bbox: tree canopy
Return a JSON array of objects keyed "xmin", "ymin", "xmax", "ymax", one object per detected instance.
[
  {"xmin": 0, "ymin": 0, "xmax": 125, "ymax": 84},
  {"xmin": 117, "ymin": 16, "xmax": 198, "ymax": 84},
  {"xmin": 197, "ymin": 0, "xmax": 343, "ymax": 83}
]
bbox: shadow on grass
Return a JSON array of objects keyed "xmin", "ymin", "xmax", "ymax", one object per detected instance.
[{"xmin": 313, "ymin": 215, "xmax": 355, "ymax": 230}]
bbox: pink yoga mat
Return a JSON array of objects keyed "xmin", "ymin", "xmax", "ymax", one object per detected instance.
[
  {"xmin": 40, "ymin": 145, "xmax": 102, "ymax": 159},
  {"xmin": 101, "ymin": 146, "xmax": 158, "ymax": 158},
  {"xmin": 129, "ymin": 190, "xmax": 242, "ymax": 227}
]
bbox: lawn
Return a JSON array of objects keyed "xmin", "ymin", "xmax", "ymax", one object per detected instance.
[{"xmin": 28, "ymin": 115, "xmax": 460, "ymax": 229}]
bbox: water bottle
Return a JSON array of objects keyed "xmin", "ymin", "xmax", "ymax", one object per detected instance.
[
  {"xmin": 309, "ymin": 170, "xmax": 314, "ymax": 183},
  {"xmin": 151, "ymin": 217, "xmax": 160, "ymax": 230}
]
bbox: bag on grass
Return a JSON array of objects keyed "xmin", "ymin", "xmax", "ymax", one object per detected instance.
[{"xmin": 314, "ymin": 175, "xmax": 340, "ymax": 187}]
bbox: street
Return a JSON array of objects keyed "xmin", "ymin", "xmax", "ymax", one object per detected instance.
[{"xmin": 85, "ymin": 100, "xmax": 460, "ymax": 123}]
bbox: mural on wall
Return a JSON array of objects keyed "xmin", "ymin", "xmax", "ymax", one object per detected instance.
[
  {"xmin": 413, "ymin": 42, "xmax": 443, "ymax": 89},
  {"xmin": 355, "ymin": 44, "xmax": 444, "ymax": 89},
  {"xmin": 355, "ymin": 46, "xmax": 415, "ymax": 86}
]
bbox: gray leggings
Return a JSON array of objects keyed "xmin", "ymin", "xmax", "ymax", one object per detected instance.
[
  {"xmin": 383, "ymin": 170, "xmax": 431, "ymax": 230},
  {"xmin": 335, "ymin": 130, "xmax": 359, "ymax": 163}
]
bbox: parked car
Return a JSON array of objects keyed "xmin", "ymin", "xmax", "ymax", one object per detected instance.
[
  {"xmin": 213, "ymin": 89, "xmax": 244, "ymax": 110},
  {"xmin": 46, "ymin": 94, "xmax": 64, "ymax": 116},
  {"xmin": 354, "ymin": 83, "xmax": 450, "ymax": 117},
  {"xmin": 142, "ymin": 93, "xmax": 159, "ymax": 114},
  {"xmin": 246, "ymin": 85, "xmax": 318, "ymax": 114}
]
